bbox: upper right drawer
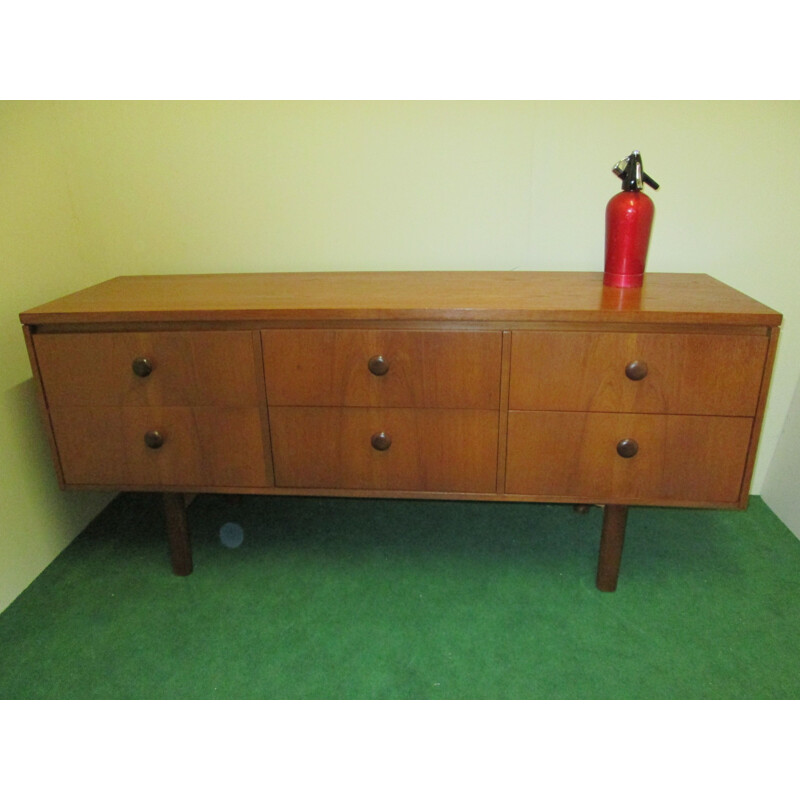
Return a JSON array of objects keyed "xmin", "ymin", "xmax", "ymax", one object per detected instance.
[{"xmin": 509, "ymin": 331, "xmax": 768, "ymax": 416}]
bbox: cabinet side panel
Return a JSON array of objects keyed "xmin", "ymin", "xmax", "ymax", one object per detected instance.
[
  {"xmin": 495, "ymin": 330, "xmax": 512, "ymax": 493},
  {"xmin": 251, "ymin": 330, "xmax": 275, "ymax": 487},
  {"xmin": 738, "ymin": 326, "xmax": 781, "ymax": 506},
  {"xmin": 22, "ymin": 326, "xmax": 66, "ymax": 488}
]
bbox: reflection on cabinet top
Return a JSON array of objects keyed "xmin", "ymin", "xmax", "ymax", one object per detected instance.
[{"xmin": 20, "ymin": 272, "xmax": 782, "ymax": 328}]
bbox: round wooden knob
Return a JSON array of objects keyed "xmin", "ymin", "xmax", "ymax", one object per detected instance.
[
  {"xmin": 624, "ymin": 360, "xmax": 648, "ymax": 381},
  {"xmin": 371, "ymin": 431, "xmax": 392, "ymax": 451},
  {"xmin": 368, "ymin": 355, "xmax": 389, "ymax": 376},
  {"xmin": 144, "ymin": 430, "xmax": 164, "ymax": 449},
  {"xmin": 616, "ymin": 438, "xmax": 639, "ymax": 458},
  {"xmin": 132, "ymin": 357, "xmax": 153, "ymax": 377}
]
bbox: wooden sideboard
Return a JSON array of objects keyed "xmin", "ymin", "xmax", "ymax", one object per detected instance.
[{"xmin": 20, "ymin": 271, "xmax": 782, "ymax": 591}]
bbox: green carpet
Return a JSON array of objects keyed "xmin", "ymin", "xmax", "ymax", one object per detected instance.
[{"xmin": 1, "ymin": 493, "xmax": 799, "ymax": 699}]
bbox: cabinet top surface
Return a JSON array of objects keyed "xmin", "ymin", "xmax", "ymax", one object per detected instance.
[{"xmin": 20, "ymin": 271, "xmax": 781, "ymax": 327}]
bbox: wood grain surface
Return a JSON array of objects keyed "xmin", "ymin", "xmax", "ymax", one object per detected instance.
[{"xmin": 20, "ymin": 272, "xmax": 782, "ymax": 326}]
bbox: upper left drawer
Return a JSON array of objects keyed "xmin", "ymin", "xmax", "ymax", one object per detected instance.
[{"xmin": 34, "ymin": 331, "xmax": 263, "ymax": 407}]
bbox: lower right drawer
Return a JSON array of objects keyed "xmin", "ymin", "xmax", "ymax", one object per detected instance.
[{"xmin": 505, "ymin": 411, "xmax": 754, "ymax": 504}]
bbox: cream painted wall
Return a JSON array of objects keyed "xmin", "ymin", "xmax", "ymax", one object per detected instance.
[
  {"xmin": 1, "ymin": 103, "xmax": 115, "ymax": 613},
  {"xmin": 2, "ymin": 100, "xmax": 799, "ymax": 612}
]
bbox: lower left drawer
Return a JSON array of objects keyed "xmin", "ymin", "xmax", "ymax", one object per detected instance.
[{"xmin": 49, "ymin": 406, "xmax": 269, "ymax": 488}]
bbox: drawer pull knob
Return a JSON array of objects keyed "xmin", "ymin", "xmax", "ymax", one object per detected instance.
[
  {"xmin": 132, "ymin": 357, "xmax": 153, "ymax": 377},
  {"xmin": 371, "ymin": 431, "xmax": 392, "ymax": 451},
  {"xmin": 616, "ymin": 438, "xmax": 639, "ymax": 458},
  {"xmin": 144, "ymin": 430, "xmax": 164, "ymax": 449},
  {"xmin": 624, "ymin": 360, "xmax": 648, "ymax": 381},
  {"xmin": 368, "ymin": 355, "xmax": 389, "ymax": 376}
]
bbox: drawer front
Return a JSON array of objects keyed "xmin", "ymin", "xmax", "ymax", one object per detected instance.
[
  {"xmin": 505, "ymin": 411, "xmax": 753, "ymax": 504},
  {"xmin": 35, "ymin": 331, "xmax": 262, "ymax": 407},
  {"xmin": 50, "ymin": 406, "xmax": 269, "ymax": 488},
  {"xmin": 262, "ymin": 329, "xmax": 502, "ymax": 409},
  {"xmin": 509, "ymin": 331, "xmax": 767, "ymax": 416},
  {"xmin": 270, "ymin": 407, "xmax": 498, "ymax": 493}
]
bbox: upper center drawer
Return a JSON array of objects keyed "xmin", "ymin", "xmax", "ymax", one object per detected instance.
[
  {"xmin": 35, "ymin": 331, "xmax": 262, "ymax": 407},
  {"xmin": 262, "ymin": 329, "xmax": 502, "ymax": 409},
  {"xmin": 510, "ymin": 330, "xmax": 768, "ymax": 416}
]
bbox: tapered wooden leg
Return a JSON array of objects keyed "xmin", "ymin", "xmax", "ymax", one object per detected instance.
[
  {"xmin": 162, "ymin": 492, "xmax": 193, "ymax": 576},
  {"xmin": 596, "ymin": 504, "xmax": 628, "ymax": 592}
]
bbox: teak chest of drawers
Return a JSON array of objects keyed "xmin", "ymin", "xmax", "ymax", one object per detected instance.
[{"xmin": 20, "ymin": 271, "xmax": 782, "ymax": 591}]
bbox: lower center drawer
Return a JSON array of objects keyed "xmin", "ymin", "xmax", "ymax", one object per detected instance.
[{"xmin": 270, "ymin": 407, "xmax": 499, "ymax": 493}]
